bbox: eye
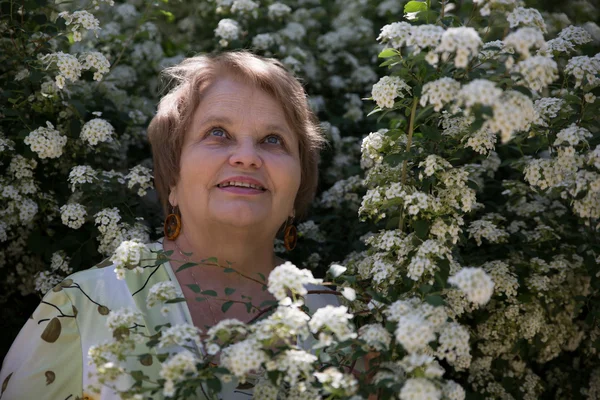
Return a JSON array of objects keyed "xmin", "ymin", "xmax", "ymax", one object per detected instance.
[
  {"xmin": 264, "ymin": 134, "xmax": 284, "ymax": 145},
  {"xmin": 209, "ymin": 127, "xmax": 227, "ymax": 138}
]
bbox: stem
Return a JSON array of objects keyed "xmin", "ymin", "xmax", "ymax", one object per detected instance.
[{"xmin": 399, "ymin": 97, "xmax": 419, "ymax": 230}]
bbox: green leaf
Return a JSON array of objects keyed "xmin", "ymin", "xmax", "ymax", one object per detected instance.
[
  {"xmin": 195, "ymin": 297, "xmax": 207, "ymax": 302},
  {"xmin": 383, "ymin": 152, "xmax": 412, "ymax": 166},
  {"xmin": 419, "ymin": 284, "xmax": 433, "ymax": 294},
  {"xmin": 201, "ymin": 290, "xmax": 217, "ymax": 296},
  {"xmin": 257, "ymin": 272, "xmax": 266, "ymax": 282},
  {"xmin": 221, "ymin": 301, "xmax": 234, "ymax": 313},
  {"xmin": 176, "ymin": 262, "xmax": 198, "ymax": 272},
  {"xmin": 207, "ymin": 378, "xmax": 222, "ymax": 393},
  {"xmin": 404, "ymin": 0, "xmax": 427, "ymax": 13},
  {"xmin": 420, "ymin": 124, "xmax": 441, "ymax": 140},
  {"xmin": 158, "ymin": 10, "xmax": 175, "ymax": 23},
  {"xmin": 413, "ymin": 219, "xmax": 430, "ymax": 240},
  {"xmin": 259, "ymin": 299, "xmax": 278, "ymax": 309},
  {"xmin": 223, "ymin": 268, "xmax": 235, "ymax": 273},
  {"xmin": 165, "ymin": 297, "xmax": 186, "ymax": 304},
  {"xmin": 425, "ymin": 294, "xmax": 445, "ymax": 306},
  {"xmin": 186, "ymin": 284, "xmax": 201, "ymax": 293},
  {"xmin": 224, "ymin": 287, "xmax": 236, "ymax": 295},
  {"xmin": 245, "ymin": 302, "xmax": 253, "ymax": 313},
  {"xmin": 202, "ymin": 257, "xmax": 218, "ymax": 264},
  {"xmin": 378, "ymin": 48, "xmax": 397, "ymax": 59}
]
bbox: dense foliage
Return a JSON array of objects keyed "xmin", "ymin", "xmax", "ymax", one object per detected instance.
[{"xmin": 1, "ymin": 0, "xmax": 600, "ymax": 398}]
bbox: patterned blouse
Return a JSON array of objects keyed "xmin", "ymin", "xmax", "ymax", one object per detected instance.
[{"xmin": 0, "ymin": 239, "xmax": 338, "ymax": 400}]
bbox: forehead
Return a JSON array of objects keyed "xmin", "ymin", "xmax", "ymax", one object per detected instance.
[{"xmin": 196, "ymin": 77, "xmax": 287, "ymax": 122}]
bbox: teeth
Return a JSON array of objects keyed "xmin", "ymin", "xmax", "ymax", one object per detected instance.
[{"xmin": 219, "ymin": 181, "xmax": 265, "ymax": 190}]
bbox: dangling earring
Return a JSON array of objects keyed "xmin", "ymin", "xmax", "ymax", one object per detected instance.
[
  {"xmin": 164, "ymin": 205, "xmax": 181, "ymax": 240},
  {"xmin": 283, "ymin": 216, "xmax": 297, "ymax": 251}
]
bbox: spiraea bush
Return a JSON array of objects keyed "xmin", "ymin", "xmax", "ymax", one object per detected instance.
[{"xmin": 1, "ymin": 0, "xmax": 600, "ymax": 399}]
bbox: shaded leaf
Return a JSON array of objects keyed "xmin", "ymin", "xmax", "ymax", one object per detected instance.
[
  {"xmin": 41, "ymin": 318, "xmax": 61, "ymax": 343},
  {"xmin": 425, "ymin": 295, "xmax": 445, "ymax": 306},
  {"xmin": 221, "ymin": 301, "xmax": 234, "ymax": 313},
  {"xmin": 139, "ymin": 354, "xmax": 153, "ymax": 366},
  {"xmin": 224, "ymin": 287, "xmax": 236, "ymax": 295},
  {"xmin": 201, "ymin": 290, "xmax": 217, "ymax": 296},
  {"xmin": 186, "ymin": 284, "xmax": 201, "ymax": 293},
  {"xmin": 165, "ymin": 297, "xmax": 186, "ymax": 304},
  {"xmin": 176, "ymin": 262, "xmax": 198, "ymax": 272}
]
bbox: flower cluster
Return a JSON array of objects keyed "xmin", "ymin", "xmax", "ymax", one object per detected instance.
[{"xmin": 24, "ymin": 122, "xmax": 67, "ymax": 159}]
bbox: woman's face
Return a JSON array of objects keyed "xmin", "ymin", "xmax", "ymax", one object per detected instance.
[{"xmin": 170, "ymin": 77, "xmax": 301, "ymax": 235}]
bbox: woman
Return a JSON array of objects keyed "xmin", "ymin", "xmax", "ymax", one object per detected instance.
[{"xmin": 0, "ymin": 51, "xmax": 337, "ymax": 399}]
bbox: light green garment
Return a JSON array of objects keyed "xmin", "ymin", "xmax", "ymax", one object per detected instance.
[{"xmin": 0, "ymin": 239, "xmax": 339, "ymax": 400}]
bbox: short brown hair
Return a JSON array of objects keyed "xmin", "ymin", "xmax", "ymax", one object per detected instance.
[{"xmin": 148, "ymin": 51, "xmax": 326, "ymax": 219}]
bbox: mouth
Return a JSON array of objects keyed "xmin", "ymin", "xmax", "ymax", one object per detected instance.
[{"xmin": 216, "ymin": 181, "xmax": 267, "ymax": 191}]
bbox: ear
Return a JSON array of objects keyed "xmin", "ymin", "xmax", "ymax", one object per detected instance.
[{"xmin": 168, "ymin": 187, "xmax": 178, "ymax": 208}]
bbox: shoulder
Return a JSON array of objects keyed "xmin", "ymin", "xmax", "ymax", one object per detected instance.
[{"xmin": 304, "ymin": 283, "xmax": 340, "ymax": 312}]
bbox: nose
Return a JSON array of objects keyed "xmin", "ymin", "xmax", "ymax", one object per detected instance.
[{"xmin": 229, "ymin": 138, "xmax": 263, "ymax": 169}]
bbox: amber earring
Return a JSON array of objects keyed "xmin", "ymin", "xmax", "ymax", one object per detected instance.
[
  {"xmin": 164, "ymin": 205, "xmax": 181, "ymax": 240},
  {"xmin": 283, "ymin": 217, "xmax": 297, "ymax": 251}
]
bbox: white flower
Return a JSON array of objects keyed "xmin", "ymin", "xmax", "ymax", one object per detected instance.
[
  {"xmin": 468, "ymin": 219, "xmax": 509, "ymax": 245},
  {"xmin": 448, "ymin": 267, "xmax": 494, "ymax": 305},
  {"xmin": 106, "ymin": 307, "xmax": 144, "ymax": 330},
  {"xmin": 444, "ymin": 380, "xmax": 466, "ymax": 400},
  {"xmin": 395, "ymin": 313, "xmax": 436, "ymax": 352},
  {"xmin": 513, "ymin": 56, "xmax": 558, "ymax": 92},
  {"xmin": 358, "ymin": 323, "xmax": 392, "ymax": 351},
  {"xmin": 231, "ymin": 0, "xmax": 258, "ymax": 14},
  {"xmin": 125, "ymin": 165, "xmax": 153, "ymax": 197},
  {"xmin": 58, "ymin": 11, "xmax": 100, "ymax": 41},
  {"xmin": 269, "ymin": 349, "xmax": 317, "ymax": 387},
  {"xmin": 267, "ymin": 261, "xmax": 322, "ymax": 301},
  {"xmin": 80, "ymin": 118, "xmax": 115, "ymax": 146},
  {"xmin": 533, "ymin": 97, "xmax": 564, "ymax": 126},
  {"xmin": 34, "ymin": 271, "xmax": 62, "ymax": 294},
  {"xmin": 420, "ymin": 78, "xmax": 460, "ymax": 112},
  {"xmin": 268, "ymin": 3, "xmax": 292, "ymax": 19},
  {"xmin": 158, "ymin": 324, "xmax": 203, "ymax": 352},
  {"xmin": 68, "ymin": 165, "xmax": 97, "ymax": 192},
  {"xmin": 220, "ymin": 338, "xmax": 267, "ymax": 380},
  {"xmin": 456, "ymin": 79, "xmax": 502, "ymax": 108},
  {"xmin": 24, "ymin": 121, "xmax": 67, "ymax": 159},
  {"xmin": 553, "ymin": 123, "xmax": 592, "ymax": 147},
  {"xmin": 565, "ymin": 55, "xmax": 600, "ymax": 88},
  {"xmin": 400, "ymin": 378, "xmax": 442, "ymax": 400},
  {"xmin": 341, "ymin": 287, "xmax": 356, "ymax": 301},
  {"xmin": 507, "ymin": 7, "xmax": 546, "ymax": 33},
  {"xmin": 215, "ymin": 18, "xmax": 240, "ymax": 46},
  {"xmin": 308, "ymin": 305, "xmax": 357, "ymax": 345},
  {"xmin": 159, "ymin": 350, "xmax": 199, "ymax": 397},
  {"xmin": 110, "ymin": 240, "xmax": 149, "ymax": 279},
  {"xmin": 436, "ymin": 322, "xmax": 471, "ymax": 369},
  {"xmin": 50, "ymin": 251, "xmax": 72, "ymax": 274},
  {"xmin": 252, "ymin": 33, "xmax": 275, "ymax": 50},
  {"xmin": 60, "ymin": 203, "xmax": 87, "ymax": 229},
  {"xmin": 435, "ymin": 27, "xmax": 482, "ymax": 68},
  {"xmin": 314, "ymin": 367, "xmax": 358, "ymax": 396},
  {"xmin": 79, "ymin": 52, "xmax": 110, "ymax": 81},
  {"xmin": 377, "ymin": 22, "xmax": 412, "ymax": 48},
  {"xmin": 41, "ymin": 52, "xmax": 82, "ymax": 88},
  {"xmin": 147, "ymin": 281, "xmax": 182, "ymax": 308},
  {"xmin": 504, "ymin": 27, "xmax": 546, "ymax": 58},
  {"xmin": 371, "ymin": 76, "xmax": 411, "ymax": 108},
  {"xmin": 558, "ymin": 26, "xmax": 593, "ymax": 46}
]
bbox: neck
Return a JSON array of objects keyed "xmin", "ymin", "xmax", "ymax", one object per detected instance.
[{"xmin": 165, "ymin": 224, "xmax": 281, "ymax": 291}]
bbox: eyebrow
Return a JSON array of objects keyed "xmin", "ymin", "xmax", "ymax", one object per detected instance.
[{"xmin": 198, "ymin": 115, "xmax": 293, "ymax": 137}]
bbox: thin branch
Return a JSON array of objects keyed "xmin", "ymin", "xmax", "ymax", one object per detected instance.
[
  {"xmin": 132, "ymin": 265, "xmax": 161, "ymax": 296},
  {"xmin": 399, "ymin": 96, "xmax": 420, "ymax": 230}
]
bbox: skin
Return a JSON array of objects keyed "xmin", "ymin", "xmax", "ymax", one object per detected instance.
[{"xmin": 164, "ymin": 76, "xmax": 302, "ymax": 327}]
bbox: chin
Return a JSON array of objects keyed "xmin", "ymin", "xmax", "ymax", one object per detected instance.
[{"xmin": 211, "ymin": 204, "xmax": 271, "ymax": 228}]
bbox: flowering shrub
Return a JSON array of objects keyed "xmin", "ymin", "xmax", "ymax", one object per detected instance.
[{"xmin": 3, "ymin": 0, "xmax": 600, "ymax": 399}]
